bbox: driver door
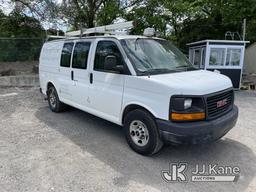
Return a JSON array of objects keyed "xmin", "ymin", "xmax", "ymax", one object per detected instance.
[{"xmin": 88, "ymin": 40, "xmax": 125, "ymax": 123}]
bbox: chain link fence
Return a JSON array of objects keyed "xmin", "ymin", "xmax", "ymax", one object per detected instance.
[{"xmin": 0, "ymin": 37, "xmax": 45, "ymax": 62}]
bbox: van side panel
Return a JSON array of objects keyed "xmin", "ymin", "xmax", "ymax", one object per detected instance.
[
  {"xmin": 39, "ymin": 41, "xmax": 64, "ymax": 95},
  {"xmin": 122, "ymin": 76, "xmax": 171, "ymax": 122}
]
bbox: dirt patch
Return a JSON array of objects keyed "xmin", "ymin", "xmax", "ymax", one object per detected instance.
[{"xmin": 0, "ymin": 61, "xmax": 38, "ymax": 76}]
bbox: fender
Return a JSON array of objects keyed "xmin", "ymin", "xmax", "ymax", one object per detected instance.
[{"xmin": 121, "ymin": 101, "xmax": 159, "ymax": 124}]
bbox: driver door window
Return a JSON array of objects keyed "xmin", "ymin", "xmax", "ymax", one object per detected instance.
[{"xmin": 94, "ymin": 41, "xmax": 123, "ymax": 72}]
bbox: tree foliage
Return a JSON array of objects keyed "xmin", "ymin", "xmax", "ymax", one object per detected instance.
[
  {"xmin": 11, "ymin": 0, "xmax": 61, "ymax": 26},
  {"xmin": 1, "ymin": 0, "xmax": 256, "ymax": 51},
  {"xmin": 60, "ymin": 0, "xmax": 105, "ymax": 29},
  {"xmin": 175, "ymin": 0, "xmax": 256, "ymax": 49},
  {"xmin": 0, "ymin": 11, "xmax": 45, "ymax": 62},
  {"xmin": 96, "ymin": 0, "xmax": 122, "ymax": 26},
  {"xmin": 0, "ymin": 11, "xmax": 44, "ymax": 37},
  {"xmin": 60, "ymin": 0, "xmax": 141, "ymax": 29}
]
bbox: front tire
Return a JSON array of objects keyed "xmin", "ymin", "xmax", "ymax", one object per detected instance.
[
  {"xmin": 124, "ymin": 109, "xmax": 163, "ymax": 155},
  {"xmin": 47, "ymin": 86, "xmax": 66, "ymax": 112}
]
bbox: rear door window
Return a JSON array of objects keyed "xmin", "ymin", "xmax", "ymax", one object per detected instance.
[
  {"xmin": 72, "ymin": 42, "xmax": 91, "ymax": 69},
  {"xmin": 60, "ymin": 42, "xmax": 74, "ymax": 67}
]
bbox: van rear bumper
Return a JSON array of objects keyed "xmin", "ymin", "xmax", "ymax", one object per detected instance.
[{"xmin": 156, "ymin": 105, "xmax": 238, "ymax": 145}]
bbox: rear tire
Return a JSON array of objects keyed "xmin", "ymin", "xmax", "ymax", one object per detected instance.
[
  {"xmin": 124, "ymin": 109, "xmax": 163, "ymax": 155},
  {"xmin": 47, "ymin": 86, "xmax": 66, "ymax": 112}
]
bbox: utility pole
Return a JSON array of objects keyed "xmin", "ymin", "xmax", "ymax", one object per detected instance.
[{"xmin": 242, "ymin": 18, "xmax": 246, "ymax": 40}]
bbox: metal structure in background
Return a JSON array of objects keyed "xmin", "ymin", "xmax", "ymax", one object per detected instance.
[
  {"xmin": 187, "ymin": 40, "xmax": 249, "ymax": 89},
  {"xmin": 224, "ymin": 19, "xmax": 246, "ymax": 41},
  {"xmin": 225, "ymin": 32, "xmax": 242, "ymax": 40}
]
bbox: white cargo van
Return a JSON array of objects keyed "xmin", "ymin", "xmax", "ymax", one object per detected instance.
[{"xmin": 39, "ymin": 35, "xmax": 238, "ymax": 155}]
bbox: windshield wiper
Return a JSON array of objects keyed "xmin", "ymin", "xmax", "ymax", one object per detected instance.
[
  {"xmin": 175, "ymin": 65, "xmax": 190, "ymax": 68},
  {"xmin": 175, "ymin": 65, "xmax": 197, "ymax": 71},
  {"xmin": 139, "ymin": 68, "xmax": 180, "ymax": 75}
]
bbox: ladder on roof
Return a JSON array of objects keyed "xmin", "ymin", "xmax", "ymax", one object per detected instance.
[
  {"xmin": 46, "ymin": 21, "xmax": 155, "ymax": 40},
  {"xmin": 65, "ymin": 21, "xmax": 135, "ymax": 37},
  {"xmin": 46, "ymin": 21, "xmax": 135, "ymax": 40}
]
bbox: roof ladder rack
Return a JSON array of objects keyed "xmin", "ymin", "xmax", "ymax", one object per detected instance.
[{"xmin": 65, "ymin": 21, "xmax": 135, "ymax": 37}]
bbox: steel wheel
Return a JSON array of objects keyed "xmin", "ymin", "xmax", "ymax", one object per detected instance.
[
  {"xmin": 49, "ymin": 88, "xmax": 57, "ymax": 109},
  {"xmin": 129, "ymin": 120, "xmax": 149, "ymax": 147}
]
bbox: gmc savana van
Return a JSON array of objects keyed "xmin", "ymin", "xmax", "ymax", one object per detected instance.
[{"xmin": 39, "ymin": 35, "xmax": 238, "ymax": 155}]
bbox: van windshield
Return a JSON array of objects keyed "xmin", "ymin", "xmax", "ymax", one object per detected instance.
[{"xmin": 120, "ymin": 38, "xmax": 196, "ymax": 75}]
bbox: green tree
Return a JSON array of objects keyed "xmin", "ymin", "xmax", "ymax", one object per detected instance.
[
  {"xmin": 96, "ymin": 0, "xmax": 122, "ymax": 25},
  {"xmin": 162, "ymin": 0, "xmax": 256, "ymax": 50},
  {"xmin": 60, "ymin": 0, "xmax": 105, "ymax": 29},
  {"xmin": 3, "ymin": 0, "xmax": 256, "ymax": 50},
  {"xmin": 0, "ymin": 11, "xmax": 44, "ymax": 38},
  {"xmin": 0, "ymin": 11, "xmax": 45, "ymax": 61},
  {"xmin": 11, "ymin": 0, "xmax": 61, "ymax": 27},
  {"xmin": 124, "ymin": 0, "xmax": 167, "ymax": 35},
  {"xmin": 62, "ymin": 0, "xmax": 142, "ymax": 29}
]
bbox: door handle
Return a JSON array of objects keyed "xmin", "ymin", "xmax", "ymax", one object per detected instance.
[
  {"xmin": 71, "ymin": 71, "xmax": 74, "ymax": 80},
  {"xmin": 90, "ymin": 73, "xmax": 93, "ymax": 84}
]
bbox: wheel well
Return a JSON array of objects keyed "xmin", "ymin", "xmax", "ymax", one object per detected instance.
[
  {"xmin": 47, "ymin": 82, "xmax": 54, "ymax": 89},
  {"xmin": 122, "ymin": 104, "xmax": 154, "ymax": 124},
  {"xmin": 46, "ymin": 82, "xmax": 54, "ymax": 95}
]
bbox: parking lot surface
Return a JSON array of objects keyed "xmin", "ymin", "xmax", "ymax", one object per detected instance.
[{"xmin": 0, "ymin": 87, "xmax": 256, "ymax": 192}]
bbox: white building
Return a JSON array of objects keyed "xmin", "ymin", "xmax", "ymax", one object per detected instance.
[
  {"xmin": 187, "ymin": 40, "xmax": 249, "ymax": 89},
  {"xmin": 244, "ymin": 42, "xmax": 256, "ymax": 74}
]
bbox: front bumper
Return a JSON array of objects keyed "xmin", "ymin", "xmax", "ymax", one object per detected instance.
[{"xmin": 157, "ymin": 105, "xmax": 238, "ymax": 144}]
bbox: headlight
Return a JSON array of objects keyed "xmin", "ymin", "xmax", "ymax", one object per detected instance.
[
  {"xmin": 170, "ymin": 96, "xmax": 205, "ymax": 121},
  {"xmin": 184, "ymin": 98, "xmax": 192, "ymax": 109}
]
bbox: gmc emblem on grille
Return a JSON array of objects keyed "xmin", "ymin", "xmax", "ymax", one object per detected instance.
[{"xmin": 216, "ymin": 98, "xmax": 228, "ymax": 108}]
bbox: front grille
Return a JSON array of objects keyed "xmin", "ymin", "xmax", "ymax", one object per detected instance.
[{"xmin": 206, "ymin": 89, "xmax": 234, "ymax": 119}]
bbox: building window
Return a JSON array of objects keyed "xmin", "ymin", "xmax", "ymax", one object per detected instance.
[
  {"xmin": 209, "ymin": 48, "xmax": 225, "ymax": 66},
  {"xmin": 226, "ymin": 48, "xmax": 241, "ymax": 66},
  {"xmin": 194, "ymin": 49, "xmax": 201, "ymax": 67}
]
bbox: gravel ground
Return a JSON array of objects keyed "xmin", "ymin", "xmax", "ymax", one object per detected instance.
[{"xmin": 0, "ymin": 87, "xmax": 256, "ymax": 192}]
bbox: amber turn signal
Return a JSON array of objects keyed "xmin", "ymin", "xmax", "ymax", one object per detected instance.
[{"xmin": 171, "ymin": 112, "xmax": 205, "ymax": 121}]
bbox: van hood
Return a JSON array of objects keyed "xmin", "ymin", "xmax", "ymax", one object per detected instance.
[{"xmin": 143, "ymin": 70, "xmax": 233, "ymax": 95}]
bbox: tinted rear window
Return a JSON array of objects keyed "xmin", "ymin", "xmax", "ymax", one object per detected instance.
[
  {"xmin": 72, "ymin": 42, "xmax": 91, "ymax": 69},
  {"xmin": 60, "ymin": 43, "xmax": 74, "ymax": 67}
]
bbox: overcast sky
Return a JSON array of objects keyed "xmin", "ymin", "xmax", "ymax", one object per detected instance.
[
  {"xmin": 1, "ymin": 0, "xmax": 63, "ymax": 15},
  {"xmin": 0, "ymin": 0, "xmax": 68, "ymax": 31},
  {"xmin": 0, "ymin": 0, "xmax": 14, "ymax": 15}
]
